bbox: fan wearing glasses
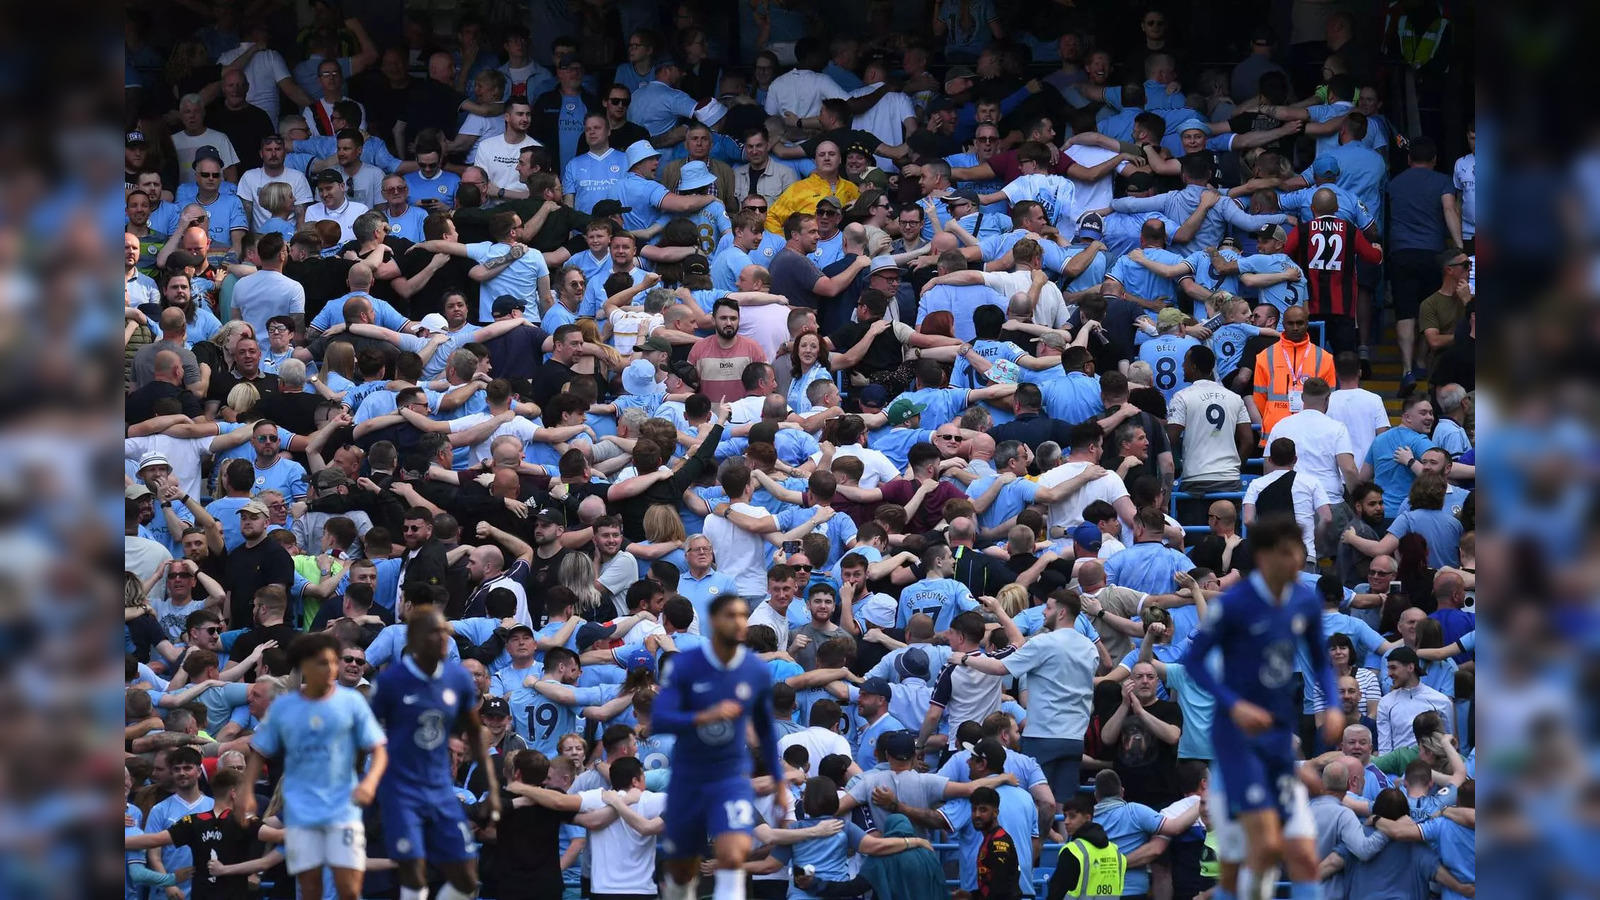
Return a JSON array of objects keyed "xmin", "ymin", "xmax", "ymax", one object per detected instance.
[
  {"xmin": 185, "ymin": 149, "xmax": 250, "ymax": 259},
  {"xmin": 595, "ymin": 87, "xmax": 649, "ymax": 160}
]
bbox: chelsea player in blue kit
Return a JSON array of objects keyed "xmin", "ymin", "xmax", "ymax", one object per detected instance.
[
  {"xmin": 240, "ymin": 632, "xmax": 388, "ymax": 900},
  {"xmin": 1179, "ymin": 518, "xmax": 1344, "ymax": 900},
  {"xmin": 653, "ymin": 593, "xmax": 787, "ymax": 900},
  {"xmin": 369, "ymin": 606, "xmax": 501, "ymax": 900}
]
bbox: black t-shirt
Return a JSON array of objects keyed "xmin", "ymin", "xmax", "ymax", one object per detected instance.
[
  {"xmin": 828, "ymin": 320, "xmax": 904, "ymax": 375},
  {"xmin": 285, "ymin": 257, "xmax": 359, "ymax": 321},
  {"xmin": 207, "ymin": 102, "xmax": 276, "ymax": 171},
  {"xmin": 393, "ymin": 244, "xmax": 475, "ymax": 320},
  {"xmin": 1113, "ymin": 697, "xmax": 1184, "ymax": 808},
  {"xmin": 529, "ymin": 359, "xmax": 576, "ymax": 407},
  {"xmin": 1237, "ymin": 333, "xmax": 1281, "ymax": 385},
  {"xmin": 222, "ymin": 538, "xmax": 295, "ymax": 628},
  {"xmin": 254, "ymin": 390, "xmax": 322, "ymax": 436},
  {"xmin": 230, "ymin": 623, "xmax": 301, "ymax": 676},
  {"xmin": 405, "ymin": 80, "xmax": 464, "ymax": 140},
  {"xmin": 494, "ymin": 791, "xmax": 574, "ymax": 896},
  {"xmin": 527, "ymin": 546, "xmax": 578, "ymax": 597},
  {"xmin": 339, "ymin": 236, "xmax": 415, "ymax": 308},
  {"xmin": 165, "ymin": 808, "xmax": 265, "ymax": 900},
  {"xmin": 127, "ymin": 380, "xmax": 203, "ymax": 423},
  {"xmin": 582, "ymin": 121, "xmax": 646, "ymax": 157},
  {"xmin": 207, "ymin": 370, "xmax": 281, "ymax": 408}
]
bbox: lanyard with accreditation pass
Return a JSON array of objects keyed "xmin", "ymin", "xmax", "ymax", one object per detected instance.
[{"xmin": 1280, "ymin": 344, "xmax": 1308, "ymax": 412}]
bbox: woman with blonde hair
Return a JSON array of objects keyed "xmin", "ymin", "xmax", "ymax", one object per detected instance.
[
  {"xmin": 558, "ymin": 552, "xmax": 604, "ymax": 617},
  {"xmin": 255, "ymin": 182, "xmax": 298, "ymax": 240},
  {"xmin": 221, "ymin": 382, "xmax": 260, "ymax": 421},
  {"xmin": 626, "ymin": 504, "xmax": 689, "ymax": 577},
  {"xmin": 315, "ymin": 339, "xmax": 357, "ymax": 400},
  {"xmin": 208, "ymin": 320, "xmax": 256, "ymax": 371},
  {"xmin": 572, "ymin": 317, "xmax": 621, "ymax": 394}
]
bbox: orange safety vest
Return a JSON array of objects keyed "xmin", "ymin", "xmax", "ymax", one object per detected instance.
[{"xmin": 1253, "ymin": 337, "xmax": 1334, "ymax": 440}]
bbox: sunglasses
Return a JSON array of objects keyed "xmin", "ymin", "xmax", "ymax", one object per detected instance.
[
  {"xmin": 196, "ymin": 171, "xmax": 222, "ymax": 179},
  {"xmin": 743, "ymin": 205, "xmax": 767, "ymax": 212},
  {"xmin": 342, "ymin": 655, "xmax": 365, "ymax": 664},
  {"xmin": 167, "ymin": 571, "xmax": 195, "ymax": 579},
  {"xmin": 201, "ymin": 626, "xmax": 221, "ymax": 635},
  {"xmin": 793, "ymin": 564, "xmax": 813, "ymax": 572},
  {"xmin": 255, "ymin": 434, "xmax": 279, "ymax": 443},
  {"xmin": 608, "ymin": 97, "xmax": 630, "ymax": 106}
]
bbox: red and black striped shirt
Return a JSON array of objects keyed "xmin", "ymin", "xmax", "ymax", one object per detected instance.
[{"xmin": 1284, "ymin": 215, "xmax": 1383, "ymax": 317}]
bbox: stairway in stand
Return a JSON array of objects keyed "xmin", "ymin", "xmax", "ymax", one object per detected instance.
[{"xmin": 1363, "ymin": 325, "xmax": 1406, "ymax": 427}]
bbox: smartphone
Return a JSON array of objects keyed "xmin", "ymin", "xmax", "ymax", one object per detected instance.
[{"xmin": 782, "ymin": 540, "xmax": 801, "ymax": 556}]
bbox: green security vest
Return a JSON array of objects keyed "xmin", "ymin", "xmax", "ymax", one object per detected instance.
[{"xmin": 1061, "ymin": 838, "xmax": 1127, "ymax": 896}]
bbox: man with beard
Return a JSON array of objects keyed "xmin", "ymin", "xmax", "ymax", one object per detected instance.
[
  {"xmin": 396, "ymin": 505, "xmax": 451, "ymax": 611},
  {"xmin": 464, "ymin": 520, "xmax": 534, "ymax": 625},
  {"xmin": 1338, "ymin": 483, "xmax": 1389, "ymax": 591},
  {"xmin": 688, "ymin": 298, "xmax": 768, "ymax": 403},
  {"xmin": 222, "ymin": 500, "xmax": 294, "ymax": 629},
  {"xmin": 205, "ymin": 336, "xmax": 280, "ymax": 418}
]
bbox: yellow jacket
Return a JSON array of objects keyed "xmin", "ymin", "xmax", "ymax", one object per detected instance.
[{"xmin": 765, "ymin": 175, "xmax": 860, "ymax": 233}]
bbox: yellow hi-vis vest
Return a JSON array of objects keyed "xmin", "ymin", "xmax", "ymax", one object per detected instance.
[{"xmin": 1061, "ymin": 838, "xmax": 1127, "ymax": 896}]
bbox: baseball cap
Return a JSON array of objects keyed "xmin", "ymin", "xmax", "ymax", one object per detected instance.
[
  {"xmin": 669, "ymin": 360, "xmax": 702, "ymax": 389},
  {"xmin": 480, "ymin": 696, "xmax": 511, "ymax": 717},
  {"xmin": 239, "ymin": 499, "xmax": 270, "ymax": 518},
  {"xmin": 886, "ymin": 397, "xmax": 927, "ymax": 426},
  {"xmin": 944, "ymin": 187, "xmax": 979, "ymax": 207},
  {"xmin": 592, "ymin": 198, "xmax": 632, "ymax": 217},
  {"xmin": 1124, "ymin": 171, "xmax": 1155, "ymax": 192},
  {"xmin": 260, "ymin": 133, "xmax": 285, "ymax": 146},
  {"xmin": 1157, "ymin": 307, "xmax": 1186, "ymax": 329},
  {"xmin": 417, "ymin": 312, "xmax": 449, "ymax": 332},
  {"xmin": 1219, "ymin": 235, "xmax": 1239, "ymax": 248},
  {"xmin": 625, "ymin": 140, "xmax": 662, "ymax": 169},
  {"xmin": 970, "ymin": 737, "xmax": 1007, "ymax": 772},
  {"xmin": 693, "ymin": 97, "xmax": 728, "ymax": 127},
  {"xmin": 813, "ymin": 194, "xmax": 842, "ymax": 210},
  {"xmin": 1312, "ymin": 156, "xmax": 1341, "ymax": 179},
  {"xmin": 314, "ymin": 168, "xmax": 345, "ymax": 185},
  {"xmin": 125, "ymin": 483, "xmax": 153, "ymax": 500},
  {"xmin": 678, "ymin": 160, "xmax": 717, "ymax": 192},
  {"xmin": 1071, "ymin": 522, "xmax": 1103, "ymax": 549},
  {"xmin": 1256, "ymin": 223, "xmax": 1288, "ymax": 242},
  {"xmin": 1387, "ymin": 646, "xmax": 1423, "ymax": 670},
  {"xmin": 640, "ymin": 335, "xmax": 673, "ymax": 354},
  {"xmin": 858, "ymin": 384, "xmax": 890, "ymax": 409},
  {"xmin": 869, "ymin": 255, "xmax": 899, "ymax": 276},
  {"xmin": 313, "ymin": 467, "xmax": 351, "ymax": 490},
  {"xmin": 619, "ymin": 647, "xmax": 657, "ymax": 673},
  {"xmin": 137, "ymin": 451, "xmax": 172, "ymax": 472},
  {"xmin": 1250, "ymin": 25, "xmax": 1275, "ymax": 45},
  {"xmin": 880, "ymin": 730, "xmax": 918, "ymax": 760},
  {"xmin": 860, "ymin": 676, "xmax": 892, "ymax": 697},
  {"xmin": 192, "ymin": 145, "xmax": 224, "ymax": 166},
  {"xmin": 622, "ymin": 358, "xmax": 659, "ymax": 395},
  {"xmin": 126, "ymin": 130, "xmax": 148, "ymax": 146},
  {"xmin": 1075, "ymin": 210, "xmax": 1105, "ymax": 240},
  {"xmin": 506, "ymin": 622, "xmax": 535, "ymax": 637},
  {"xmin": 575, "ymin": 621, "xmax": 617, "ymax": 649},
  {"xmin": 555, "ymin": 53, "xmax": 583, "ymax": 69},
  {"xmin": 655, "ymin": 55, "xmax": 683, "ymax": 72},
  {"xmin": 535, "ymin": 505, "xmax": 567, "ymax": 526},
  {"xmin": 683, "ymin": 255, "xmax": 711, "ymax": 278},
  {"xmin": 894, "ymin": 647, "xmax": 930, "ymax": 681},
  {"xmin": 944, "ymin": 66, "xmax": 978, "ymax": 84},
  {"xmin": 491, "ymin": 295, "xmax": 526, "ymax": 317}
]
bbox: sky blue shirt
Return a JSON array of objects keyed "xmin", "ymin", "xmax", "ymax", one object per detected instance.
[
  {"xmin": 561, "ymin": 149, "xmax": 628, "ymax": 213},
  {"xmin": 946, "ymin": 151, "xmax": 1006, "ymax": 215},
  {"xmin": 1112, "ymin": 186, "xmax": 1288, "ymax": 255},
  {"xmin": 950, "ymin": 340, "xmax": 1023, "ymax": 391},
  {"xmin": 384, "ymin": 204, "xmax": 429, "ymax": 242},
  {"xmin": 404, "ymin": 169, "xmax": 460, "ymax": 207},
  {"xmin": 1101, "ymin": 211, "xmax": 1181, "ymax": 260},
  {"xmin": 1041, "ymin": 371, "xmax": 1103, "ymax": 424},
  {"xmin": 1387, "ymin": 509, "xmax": 1463, "ymax": 569},
  {"xmin": 897, "ymin": 577, "xmax": 978, "ymax": 631},
  {"xmin": 1365, "ymin": 426, "xmax": 1436, "ymax": 513},
  {"xmin": 1207, "ymin": 322, "xmax": 1259, "ymax": 381},
  {"xmin": 619, "ymin": 173, "xmax": 669, "ymax": 232},
  {"xmin": 464, "ymin": 241, "xmax": 550, "ymax": 322},
  {"xmin": 712, "ymin": 244, "xmax": 753, "ymax": 292},
  {"xmin": 1105, "ymin": 540, "xmax": 1194, "ymax": 598},
  {"xmin": 627, "ymin": 80, "xmax": 698, "ymax": 136},
  {"xmin": 366, "ymin": 621, "xmax": 460, "ymax": 668},
  {"xmin": 1306, "ymin": 142, "xmax": 1388, "ymax": 228},
  {"xmin": 296, "ymin": 134, "xmax": 403, "ymax": 174},
  {"xmin": 1138, "ymin": 334, "xmax": 1203, "ymax": 400},
  {"xmin": 1062, "ymin": 242, "xmax": 1109, "ymax": 293},
  {"xmin": 942, "ymin": 785, "xmax": 1040, "ymax": 895},
  {"xmin": 1237, "ymin": 251, "xmax": 1309, "ymax": 314},
  {"xmin": 777, "ymin": 505, "xmax": 857, "ymax": 569},
  {"xmin": 853, "ymin": 712, "xmax": 906, "ymax": 769},
  {"xmin": 771, "ymin": 819, "xmax": 868, "ymax": 898},
  {"xmin": 1093, "ymin": 797, "xmax": 1166, "ymax": 895},
  {"xmin": 917, "ymin": 284, "xmax": 1002, "ymax": 342},
  {"xmin": 1161, "ymin": 661, "xmax": 1217, "ymax": 760},
  {"xmin": 969, "ymin": 475, "xmax": 1039, "ymax": 531},
  {"xmin": 978, "ymin": 229, "xmax": 1069, "ymax": 274},
  {"xmin": 1279, "ymin": 184, "xmax": 1374, "ymax": 230},
  {"xmin": 144, "ymin": 792, "xmax": 214, "ymax": 898},
  {"xmin": 1106, "ymin": 249, "xmax": 1184, "ymax": 306},
  {"xmin": 679, "ymin": 568, "xmax": 738, "ymax": 632},
  {"xmin": 1419, "ymin": 816, "xmax": 1475, "ymax": 900},
  {"xmin": 250, "ymin": 686, "xmax": 386, "ymax": 827},
  {"xmin": 310, "ymin": 292, "xmax": 407, "ymax": 333}
]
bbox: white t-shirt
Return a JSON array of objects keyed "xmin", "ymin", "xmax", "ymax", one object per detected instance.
[
  {"xmin": 1242, "ymin": 468, "xmax": 1329, "ymax": 559},
  {"xmin": 1001, "ymin": 173, "xmax": 1080, "ymax": 235},
  {"xmin": 1267, "ymin": 409, "xmax": 1355, "ymax": 502},
  {"xmin": 230, "ymin": 270, "xmax": 306, "ymax": 338},
  {"xmin": 1167, "ymin": 379, "xmax": 1250, "ymax": 482},
  {"xmin": 703, "ymin": 501, "xmax": 773, "ymax": 596},
  {"xmin": 237, "ymin": 167, "xmax": 314, "ymax": 229},
  {"xmin": 578, "ymin": 789, "xmax": 667, "ymax": 894},
  {"xmin": 779, "ymin": 726, "xmax": 853, "ymax": 776},
  {"xmin": 448, "ymin": 413, "xmax": 537, "ymax": 467},
  {"xmin": 747, "ymin": 598, "xmax": 792, "ymax": 648},
  {"xmin": 305, "ymin": 198, "xmax": 369, "ymax": 243},
  {"xmin": 851, "ymin": 83, "xmax": 915, "ymax": 170},
  {"xmin": 727, "ymin": 394, "xmax": 767, "ymax": 426},
  {"xmin": 1037, "ymin": 460, "xmax": 1129, "ymax": 531},
  {"xmin": 1327, "ymin": 388, "xmax": 1391, "ymax": 471},
  {"xmin": 456, "ymin": 113, "xmax": 503, "ymax": 151},
  {"xmin": 979, "ymin": 270, "xmax": 1068, "ymax": 329},
  {"xmin": 764, "ymin": 69, "xmax": 847, "ymax": 118},
  {"xmin": 125, "ymin": 433, "xmax": 218, "ymax": 500},
  {"xmin": 810, "ymin": 445, "xmax": 899, "ymax": 488},
  {"xmin": 606, "ymin": 307, "xmax": 662, "ymax": 355},
  {"xmin": 480, "ymin": 572, "xmax": 531, "ymax": 628},
  {"xmin": 171, "ymin": 130, "xmax": 240, "ymax": 183},
  {"xmin": 737, "ymin": 304, "xmax": 792, "ymax": 365},
  {"xmin": 471, "ymin": 132, "xmax": 542, "ymax": 191},
  {"xmin": 1065, "ymin": 145, "xmax": 1128, "ymax": 222},
  {"xmin": 215, "ymin": 44, "xmax": 293, "ymax": 124}
]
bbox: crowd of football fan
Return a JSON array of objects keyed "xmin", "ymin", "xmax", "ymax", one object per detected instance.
[{"xmin": 124, "ymin": 0, "xmax": 1474, "ymax": 897}]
